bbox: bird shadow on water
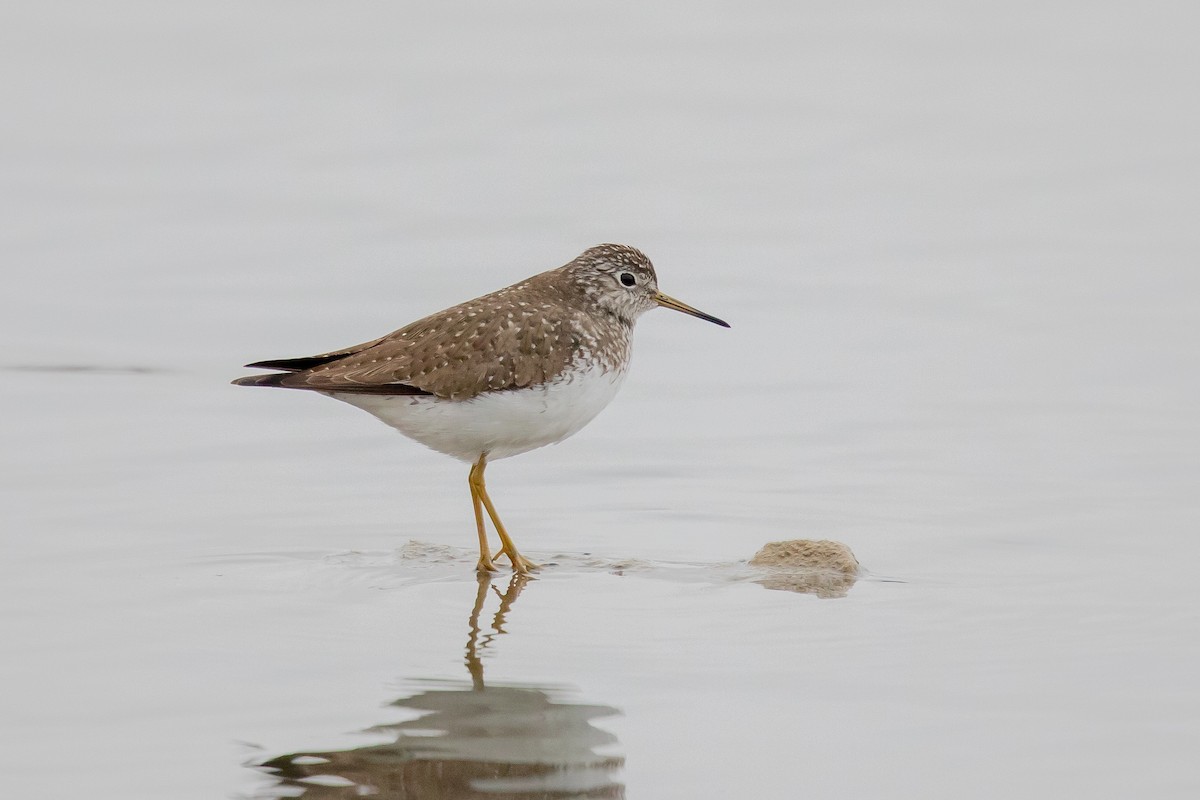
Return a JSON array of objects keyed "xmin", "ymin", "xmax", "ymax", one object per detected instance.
[{"xmin": 250, "ymin": 572, "xmax": 625, "ymax": 799}]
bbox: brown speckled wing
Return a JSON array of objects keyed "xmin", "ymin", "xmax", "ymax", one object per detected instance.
[{"xmin": 276, "ymin": 271, "xmax": 591, "ymax": 400}]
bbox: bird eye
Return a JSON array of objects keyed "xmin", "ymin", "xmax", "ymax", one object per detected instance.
[{"xmin": 620, "ymin": 272, "xmax": 636, "ymax": 287}]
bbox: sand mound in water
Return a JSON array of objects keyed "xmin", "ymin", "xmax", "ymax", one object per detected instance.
[{"xmin": 749, "ymin": 539, "xmax": 859, "ymax": 598}]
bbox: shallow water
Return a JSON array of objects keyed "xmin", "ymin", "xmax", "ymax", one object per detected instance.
[{"xmin": 2, "ymin": 2, "xmax": 1198, "ymax": 798}]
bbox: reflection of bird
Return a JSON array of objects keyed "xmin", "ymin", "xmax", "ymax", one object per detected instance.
[
  {"xmin": 464, "ymin": 572, "xmax": 526, "ymax": 690},
  {"xmin": 234, "ymin": 244, "xmax": 728, "ymax": 574},
  {"xmin": 257, "ymin": 575, "xmax": 625, "ymax": 799}
]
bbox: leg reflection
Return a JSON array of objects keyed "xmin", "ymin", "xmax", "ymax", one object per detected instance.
[
  {"xmin": 465, "ymin": 571, "xmax": 527, "ymax": 690},
  {"xmin": 258, "ymin": 574, "xmax": 623, "ymax": 799}
]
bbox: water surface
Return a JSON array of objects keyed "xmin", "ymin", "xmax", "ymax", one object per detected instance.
[{"xmin": 2, "ymin": 2, "xmax": 1197, "ymax": 798}]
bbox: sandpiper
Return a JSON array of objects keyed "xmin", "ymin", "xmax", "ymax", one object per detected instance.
[{"xmin": 233, "ymin": 244, "xmax": 729, "ymax": 573}]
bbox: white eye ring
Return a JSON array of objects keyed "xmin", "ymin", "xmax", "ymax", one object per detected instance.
[{"xmin": 619, "ymin": 272, "xmax": 636, "ymax": 287}]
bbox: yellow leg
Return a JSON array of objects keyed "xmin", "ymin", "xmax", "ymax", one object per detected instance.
[
  {"xmin": 469, "ymin": 454, "xmax": 540, "ymax": 574},
  {"xmin": 470, "ymin": 471, "xmax": 498, "ymax": 573}
]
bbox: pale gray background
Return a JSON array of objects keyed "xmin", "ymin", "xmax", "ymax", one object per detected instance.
[{"xmin": 1, "ymin": 1, "xmax": 1197, "ymax": 798}]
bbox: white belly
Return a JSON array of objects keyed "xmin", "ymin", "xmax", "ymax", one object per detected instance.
[{"xmin": 327, "ymin": 363, "xmax": 627, "ymax": 462}]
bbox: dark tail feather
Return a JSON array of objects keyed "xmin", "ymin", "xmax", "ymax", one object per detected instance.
[
  {"xmin": 233, "ymin": 353, "xmax": 348, "ymax": 388},
  {"xmin": 244, "ymin": 355, "xmax": 342, "ymax": 372},
  {"xmin": 231, "ymin": 371, "xmax": 433, "ymax": 395},
  {"xmin": 231, "ymin": 373, "xmax": 291, "ymax": 388}
]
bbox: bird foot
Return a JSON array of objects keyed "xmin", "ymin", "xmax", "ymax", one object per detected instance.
[
  {"xmin": 510, "ymin": 555, "xmax": 541, "ymax": 575},
  {"xmin": 475, "ymin": 557, "xmax": 499, "ymax": 573},
  {"xmin": 491, "ymin": 548, "xmax": 541, "ymax": 574}
]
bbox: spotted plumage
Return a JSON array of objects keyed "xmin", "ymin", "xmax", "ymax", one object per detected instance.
[{"xmin": 233, "ymin": 243, "xmax": 728, "ymax": 574}]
